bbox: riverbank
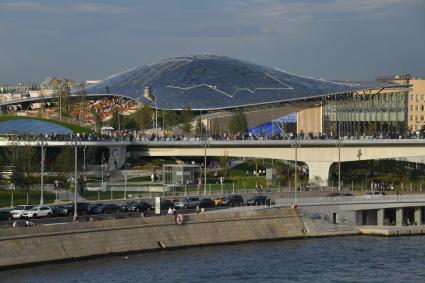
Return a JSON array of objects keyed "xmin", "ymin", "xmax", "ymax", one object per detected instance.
[{"xmin": 0, "ymin": 207, "xmax": 303, "ymax": 269}]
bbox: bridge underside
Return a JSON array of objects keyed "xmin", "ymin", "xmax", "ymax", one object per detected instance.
[{"xmin": 126, "ymin": 143, "xmax": 425, "ymax": 186}]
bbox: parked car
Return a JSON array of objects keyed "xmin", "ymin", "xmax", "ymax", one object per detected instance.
[
  {"xmin": 174, "ymin": 197, "xmax": 201, "ymax": 209},
  {"xmin": 123, "ymin": 201, "xmax": 152, "ymax": 212},
  {"xmin": 199, "ymin": 198, "xmax": 214, "ymax": 208},
  {"xmin": 222, "ymin": 195, "xmax": 244, "ymax": 206},
  {"xmin": 92, "ymin": 203, "xmax": 121, "ymax": 214},
  {"xmin": 21, "ymin": 206, "xmax": 53, "ymax": 219},
  {"xmin": 10, "ymin": 205, "xmax": 34, "ymax": 219},
  {"xmin": 68, "ymin": 202, "xmax": 90, "ymax": 215},
  {"xmin": 247, "ymin": 195, "xmax": 270, "ymax": 206},
  {"xmin": 364, "ymin": 191, "xmax": 386, "ymax": 199},
  {"xmin": 121, "ymin": 201, "xmax": 137, "ymax": 212},
  {"xmin": 160, "ymin": 199, "xmax": 175, "ymax": 210},
  {"xmin": 326, "ymin": 192, "xmax": 354, "ymax": 197},
  {"xmin": 87, "ymin": 203, "xmax": 103, "ymax": 214},
  {"xmin": 50, "ymin": 205, "xmax": 70, "ymax": 217},
  {"xmin": 214, "ymin": 196, "xmax": 226, "ymax": 206},
  {"xmin": 0, "ymin": 210, "xmax": 12, "ymax": 221}
]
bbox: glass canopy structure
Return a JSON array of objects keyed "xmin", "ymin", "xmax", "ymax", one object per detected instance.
[{"xmin": 84, "ymin": 54, "xmax": 388, "ymax": 111}]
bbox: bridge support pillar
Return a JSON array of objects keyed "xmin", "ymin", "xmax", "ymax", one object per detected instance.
[
  {"xmin": 305, "ymin": 161, "xmax": 332, "ymax": 186},
  {"xmin": 396, "ymin": 208, "xmax": 404, "ymax": 226},
  {"xmin": 377, "ymin": 209, "xmax": 384, "ymax": 226},
  {"xmin": 107, "ymin": 145, "xmax": 127, "ymax": 170},
  {"xmin": 414, "ymin": 207, "xmax": 422, "ymax": 225}
]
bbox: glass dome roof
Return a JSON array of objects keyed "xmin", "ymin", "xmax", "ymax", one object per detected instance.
[
  {"xmin": 84, "ymin": 54, "xmax": 390, "ymax": 110},
  {"xmin": 0, "ymin": 119, "xmax": 73, "ymax": 134}
]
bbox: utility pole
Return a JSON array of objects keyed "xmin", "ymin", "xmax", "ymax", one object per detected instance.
[
  {"xmin": 73, "ymin": 140, "xmax": 79, "ymax": 222},
  {"xmin": 39, "ymin": 141, "xmax": 47, "ymax": 205},
  {"xmin": 204, "ymin": 141, "xmax": 207, "ymax": 195}
]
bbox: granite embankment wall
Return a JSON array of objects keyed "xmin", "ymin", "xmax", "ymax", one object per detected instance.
[{"xmin": 0, "ymin": 208, "xmax": 303, "ymax": 268}]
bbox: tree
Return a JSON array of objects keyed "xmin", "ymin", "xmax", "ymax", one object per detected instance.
[
  {"xmin": 228, "ymin": 109, "xmax": 248, "ymax": 135},
  {"xmin": 135, "ymin": 104, "xmax": 153, "ymax": 130},
  {"xmin": 195, "ymin": 118, "xmax": 206, "ymax": 137},
  {"xmin": 219, "ymin": 151, "xmax": 230, "ymax": 177},
  {"xmin": 54, "ymin": 148, "xmax": 74, "ymax": 190},
  {"xmin": 162, "ymin": 110, "xmax": 179, "ymax": 131},
  {"xmin": 179, "ymin": 106, "xmax": 193, "ymax": 134},
  {"xmin": 211, "ymin": 118, "xmax": 221, "ymax": 137},
  {"xmin": 9, "ymin": 145, "xmax": 37, "ymax": 193}
]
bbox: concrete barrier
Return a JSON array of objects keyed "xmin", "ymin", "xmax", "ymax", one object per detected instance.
[{"xmin": 0, "ymin": 208, "xmax": 303, "ymax": 268}]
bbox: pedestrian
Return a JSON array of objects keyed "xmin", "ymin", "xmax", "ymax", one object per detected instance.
[{"xmin": 167, "ymin": 207, "xmax": 173, "ymax": 215}]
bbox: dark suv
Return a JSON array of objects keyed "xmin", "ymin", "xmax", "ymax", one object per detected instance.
[
  {"xmin": 247, "ymin": 195, "xmax": 270, "ymax": 206},
  {"xmin": 222, "ymin": 195, "xmax": 244, "ymax": 206}
]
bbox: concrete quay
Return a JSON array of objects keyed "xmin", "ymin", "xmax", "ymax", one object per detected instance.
[
  {"xmin": 0, "ymin": 208, "xmax": 304, "ymax": 269},
  {"xmin": 358, "ymin": 225, "xmax": 425, "ymax": 236}
]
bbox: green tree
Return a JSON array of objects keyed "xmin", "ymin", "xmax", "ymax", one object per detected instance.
[
  {"xmin": 211, "ymin": 118, "xmax": 221, "ymax": 137},
  {"xmin": 54, "ymin": 147, "xmax": 74, "ymax": 190},
  {"xmin": 10, "ymin": 145, "xmax": 37, "ymax": 192},
  {"xmin": 179, "ymin": 106, "xmax": 193, "ymax": 134},
  {"xmin": 162, "ymin": 110, "xmax": 179, "ymax": 131},
  {"xmin": 135, "ymin": 104, "xmax": 153, "ymax": 130},
  {"xmin": 228, "ymin": 109, "xmax": 248, "ymax": 134},
  {"xmin": 195, "ymin": 118, "xmax": 206, "ymax": 137}
]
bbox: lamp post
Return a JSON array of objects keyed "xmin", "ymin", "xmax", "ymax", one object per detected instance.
[
  {"xmin": 337, "ymin": 138, "xmax": 342, "ymax": 191},
  {"xmin": 38, "ymin": 140, "xmax": 48, "ymax": 205},
  {"xmin": 100, "ymin": 153, "xmax": 105, "ymax": 201},
  {"xmin": 72, "ymin": 139, "xmax": 81, "ymax": 222},
  {"xmin": 203, "ymin": 140, "xmax": 208, "ymax": 195},
  {"xmin": 83, "ymin": 145, "xmax": 86, "ymax": 172},
  {"xmin": 291, "ymin": 138, "xmax": 300, "ymax": 204}
]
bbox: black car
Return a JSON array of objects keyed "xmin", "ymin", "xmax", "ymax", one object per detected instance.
[
  {"xmin": 0, "ymin": 210, "xmax": 11, "ymax": 221},
  {"xmin": 68, "ymin": 202, "xmax": 90, "ymax": 215},
  {"xmin": 121, "ymin": 201, "xmax": 137, "ymax": 212},
  {"xmin": 122, "ymin": 201, "xmax": 152, "ymax": 212},
  {"xmin": 50, "ymin": 205, "xmax": 69, "ymax": 217},
  {"xmin": 199, "ymin": 198, "xmax": 214, "ymax": 208},
  {"xmin": 247, "ymin": 195, "xmax": 270, "ymax": 206},
  {"xmin": 222, "ymin": 195, "xmax": 244, "ymax": 206},
  {"xmin": 87, "ymin": 203, "xmax": 103, "ymax": 214},
  {"xmin": 92, "ymin": 203, "xmax": 121, "ymax": 214},
  {"xmin": 160, "ymin": 199, "xmax": 174, "ymax": 210}
]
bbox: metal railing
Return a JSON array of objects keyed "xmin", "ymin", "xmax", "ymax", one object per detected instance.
[{"xmin": 275, "ymin": 194, "xmax": 425, "ymax": 206}]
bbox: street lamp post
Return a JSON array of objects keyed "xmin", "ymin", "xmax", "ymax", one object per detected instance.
[
  {"xmin": 203, "ymin": 140, "xmax": 208, "ymax": 195},
  {"xmin": 73, "ymin": 139, "xmax": 81, "ymax": 222},
  {"xmin": 39, "ymin": 140, "xmax": 48, "ymax": 205},
  {"xmin": 338, "ymin": 138, "xmax": 341, "ymax": 191},
  {"xmin": 291, "ymin": 138, "xmax": 300, "ymax": 204},
  {"xmin": 83, "ymin": 145, "xmax": 86, "ymax": 172}
]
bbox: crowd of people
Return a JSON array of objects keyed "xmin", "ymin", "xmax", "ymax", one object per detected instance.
[{"xmin": 3, "ymin": 129, "xmax": 425, "ymax": 143}]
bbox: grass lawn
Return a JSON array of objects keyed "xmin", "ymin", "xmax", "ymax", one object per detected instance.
[{"xmin": 0, "ymin": 189, "xmax": 55, "ymax": 208}]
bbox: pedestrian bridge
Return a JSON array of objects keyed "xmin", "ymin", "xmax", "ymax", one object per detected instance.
[{"xmin": 2, "ymin": 139, "xmax": 425, "ymax": 185}]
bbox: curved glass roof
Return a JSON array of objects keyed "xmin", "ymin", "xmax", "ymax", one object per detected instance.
[
  {"xmin": 0, "ymin": 119, "xmax": 73, "ymax": 134},
  {"xmin": 84, "ymin": 54, "xmax": 395, "ymax": 110}
]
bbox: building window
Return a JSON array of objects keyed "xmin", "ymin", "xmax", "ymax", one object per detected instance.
[
  {"xmin": 410, "ymin": 105, "xmax": 414, "ymax": 111},
  {"xmin": 422, "ymin": 95, "xmax": 424, "ymax": 101},
  {"xmin": 416, "ymin": 106, "xmax": 419, "ymax": 111},
  {"xmin": 411, "ymin": 95, "xmax": 414, "ymax": 100},
  {"xmin": 416, "ymin": 95, "xmax": 419, "ymax": 102},
  {"xmin": 416, "ymin": 116, "xmax": 419, "ymax": 121},
  {"xmin": 421, "ymin": 116, "xmax": 424, "ymax": 121},
  {"xmin": 410, "ymin": 115, "xmax": 414, "ymax": 121},
  {"xmin": 422, "ymin": 105, "xmax": 424, "ymax": 111}
]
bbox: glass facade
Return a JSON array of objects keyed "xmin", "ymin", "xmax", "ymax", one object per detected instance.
[
  {"xmin": 162, "ymin": 164, "xmax": 201, "ymax": 187},
  {"xmin": 322, "ymin": 90, "xmax": 408, "ymax": 136}
]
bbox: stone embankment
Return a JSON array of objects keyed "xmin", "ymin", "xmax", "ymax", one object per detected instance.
[{"xmin": 0, "ymin": 208, "xmax": 304, "ymax": 268}]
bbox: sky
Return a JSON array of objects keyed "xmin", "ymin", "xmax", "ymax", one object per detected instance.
[{"xmin": 0, "ymin": 0, "xmax": 424, "ymax": 83}]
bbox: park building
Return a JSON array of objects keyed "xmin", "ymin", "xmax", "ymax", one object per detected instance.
[{"xmin": 83, "ymin": 54, "xmax": 409, "ymax": 137}]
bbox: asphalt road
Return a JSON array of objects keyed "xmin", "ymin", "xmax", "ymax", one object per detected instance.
[{"xmin": 0, "ymin": 206, "xmax": 230, "ymax": 228}]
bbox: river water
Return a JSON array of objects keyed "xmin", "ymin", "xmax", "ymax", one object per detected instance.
[{"xmin": 1, "ymin": 236, "xmax": 424, "ymax": 283}]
